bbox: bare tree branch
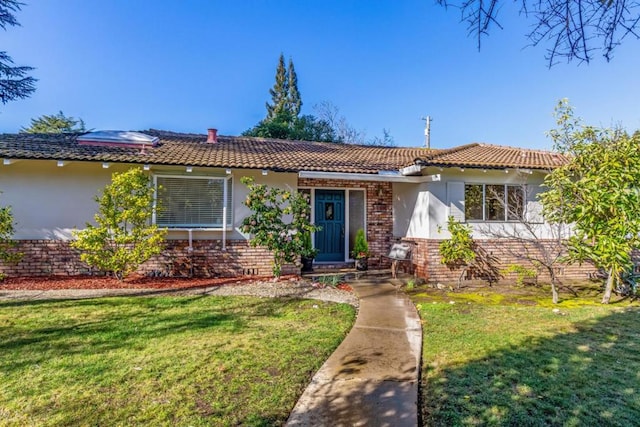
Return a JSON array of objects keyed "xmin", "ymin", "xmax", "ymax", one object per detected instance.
[{"xmin": 438, "ymin": 0, "xmax": 640, "ymax": 65}]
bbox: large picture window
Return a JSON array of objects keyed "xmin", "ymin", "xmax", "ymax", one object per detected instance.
[
  {"xmin": 155, "ymin": 176, "xmax": 232, "ymax": 228},
  {"xmin": 465, "ymin": 184, "xmax": 524, "ymax": 221}
]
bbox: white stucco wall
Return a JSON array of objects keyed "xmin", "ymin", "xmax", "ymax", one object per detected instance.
[
  {"xmin": 425, "ymin": 167, "xmax": 553, "ymax": 239},
  {"xmin": 0, "ymin": 159, "xmax": 298, "ymax": 241},
  {"xmin": 392, "ymin": 167, "xmax": 556, "ymax": 240},
  {"xmin": 392, "ymin": 182, "xmax": 430, "ymax": 239}
]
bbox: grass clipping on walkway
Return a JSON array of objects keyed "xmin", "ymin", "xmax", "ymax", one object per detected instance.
[
  {"xmin": 0, "ymin": 296, "xmax": 355, "ymax": 426},
  {"xmin": 413, "ymin": 290, "xmax": 640, "ymax": 426}
]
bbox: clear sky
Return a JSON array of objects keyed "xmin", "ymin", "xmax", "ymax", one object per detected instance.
[{"xmin": 2, "ymin": 0, "xmax": 639, "ymax": 150}]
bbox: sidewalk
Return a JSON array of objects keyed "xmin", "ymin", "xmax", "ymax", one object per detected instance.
[{"xmin": 286, "ymin": 277, "xmax": 422, "ymax": 427}]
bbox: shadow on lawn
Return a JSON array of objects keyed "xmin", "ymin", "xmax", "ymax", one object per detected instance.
[
  {"xmin": 0, "ymin": 296, "xmax": 310, "ymax": 372},
  {"xmin": 421, "ymin": 308, "xmax": 640, "ymax": 426}
]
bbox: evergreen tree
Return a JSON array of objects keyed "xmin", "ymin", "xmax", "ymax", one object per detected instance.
[
  {"xmin": 0, "ymin": 0, "xmax": 36, "ymax": 107},
  {"xmin": 21, "ymin": 111, "xmax": 86, "ymax": 133},
  {"xmin": 287, "ymin": 58, "xmax": 301, "ymax": 117},
  {"xmin": 265, "ymin": 53, "xmax": 288, "ymax": 120}
]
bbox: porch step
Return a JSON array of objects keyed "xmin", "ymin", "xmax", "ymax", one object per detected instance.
[{"xmin": 302, "ymin": 268, "xmax": 393, "ymax": 282}]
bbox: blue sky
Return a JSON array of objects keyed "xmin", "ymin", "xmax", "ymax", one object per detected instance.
[{"xmin": 2, "ymin": 0, "xmax": 639, "ymax": 149}]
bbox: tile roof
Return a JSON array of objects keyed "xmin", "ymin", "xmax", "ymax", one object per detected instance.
[
  {"xmin": 420, "ymin": 143, "xmax": 568, "ymax": 170},
  {"xmin": 0, "ymin": 131, "xmax": 566, "ymax": 173}
]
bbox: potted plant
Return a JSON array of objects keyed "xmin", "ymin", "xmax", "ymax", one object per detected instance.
[
  {"xmin": 300, "ymin": 231, "xmax": 316, "ymax": 272},
  {"xmin": 352, "ymin": 228, "xmax": 370, "ymax": 271}
]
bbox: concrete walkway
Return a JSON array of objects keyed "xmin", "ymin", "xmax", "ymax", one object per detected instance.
[{"xmin": 286, "ymin": 277, "xmax": 422, "ymax": 427}]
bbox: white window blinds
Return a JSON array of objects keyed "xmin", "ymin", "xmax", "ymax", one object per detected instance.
[{"xmin": 155, "ymin": 176, "xmax": 231, "ymax": 228}]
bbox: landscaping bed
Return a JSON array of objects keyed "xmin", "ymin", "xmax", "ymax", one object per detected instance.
[{"xmin": 0, "ymin": 274, "xmax": 268, "ymax": 291}]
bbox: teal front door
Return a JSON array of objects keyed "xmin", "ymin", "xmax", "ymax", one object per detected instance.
[{"xmin": 315, "ymin": 190, "xmax": 345, "ymax": 262}]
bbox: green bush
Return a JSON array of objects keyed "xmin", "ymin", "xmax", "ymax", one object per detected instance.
[
  {"xmin": 0, "ymin": 193, "xmax": 22, "ymax": 279},
  {"xmin": 241, "ymin": 177, "xmax": 319, "ymax": 277},
  {"xmin": 71, "ymin": 168, "xmax": 167, "ymax": 280},
  {"xmin": 352, "ymin": 228, "xmax": 369, "ymax": 259}
]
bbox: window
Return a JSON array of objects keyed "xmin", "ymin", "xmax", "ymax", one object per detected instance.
[
  {"xmin": 155, "ymin": 176, "xmax": 232, "ymax": 228},
  {"xmin": 465, "ymin": 184, "xmax": 524, "ymax": 221}
]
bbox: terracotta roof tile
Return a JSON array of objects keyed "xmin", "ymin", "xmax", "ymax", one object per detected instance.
[
  {"xmin": 0, "ymin": 132, "xmax": 566, "ymax": 173},
  {"xmin": 420, "ymin": 143, "xmax": 567, "ymax": 169},
  {"xmin": 0, "ymin": 131, "xmax": 432, "ymax": 174}
]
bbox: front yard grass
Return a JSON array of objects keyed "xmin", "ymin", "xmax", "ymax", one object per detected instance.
[
  {"xmin": 411, "ymin": 283, "xmax": 640, "ymax": 426},
  {"xmin": 0, "ymin": 295, "xmax": 355, "ymax": 426}
]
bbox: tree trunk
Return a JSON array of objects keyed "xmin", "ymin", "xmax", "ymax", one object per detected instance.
[
  {"xmin": 550, "ymin": 267, "xmax": 559, "ymax": 304},
  {"xmin": 602, "ymin": 267, "xmax": 615, "ymax": 304}
]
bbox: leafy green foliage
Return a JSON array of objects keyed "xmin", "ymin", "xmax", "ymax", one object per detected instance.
[
  {"xmin": 300, "ymin": 229, "xmax": 317, "ymax": 259},
  {"xmin": 0, "ymin": 194, "xmax": 22, "ymax": 278},
  {"xmin": 240, "ymin": 177, "xmax": 319, "ymax": 277},
  {"xmin": 501, "ymin": 264, "xmax": 537, "ymax": 286},
  {"xmin": 0, "ymin": 0, "xmax": 36, "ymax": 107},
  {"xmin": 71, "ymin": 168, "xmax": 167, "ymax": 280},
  {"xmin": 243, "ymin": 111, "xmax": 339, "ymax": 142},
  {"xmin": 439, "ymin": 216, "xmax": 476, "ymax": 266},
  {"xmin": 352, "ymin": 228, "xmax": 369, "ymax": 259},
  {"xmin": 540, "ymin": 99, "xmax": 640, "ymax": 303},
  {"xmin": 21, "ymin": 110, "xmax": 86, "ymax": 133}
]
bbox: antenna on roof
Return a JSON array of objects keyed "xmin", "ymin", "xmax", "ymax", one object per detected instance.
[{"xmin": 420, "ymin": 115, "xmax": 432, "ymax": 149}]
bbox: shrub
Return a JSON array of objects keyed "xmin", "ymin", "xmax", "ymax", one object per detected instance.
[
  {"xmin": 0, "ymin": 194, "xmax": 22, "ymax": 280},
  {"xmin": 71, "ymin": 168, "xmax": 167, "ymax": 280},
  {"xmin": 352, "ymin": 228, "xmax": 369, "ymax": 259},
  {"xmin": 241, "ymin": 177, "xmax": 319, "ymax": 277}
]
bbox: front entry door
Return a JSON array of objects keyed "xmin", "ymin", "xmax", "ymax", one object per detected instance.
[{"xmin": 315, "ymin": 190, "xmax": 345, "ymax": 262}]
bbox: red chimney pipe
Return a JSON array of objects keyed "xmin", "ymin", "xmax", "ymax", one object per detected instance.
[{"xmin": 207, "ymin": 128, "xmax": 218, "ymax": 143}]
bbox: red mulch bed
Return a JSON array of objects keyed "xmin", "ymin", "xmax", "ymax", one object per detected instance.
[{"xmin": 0, "ymin": 274, "xmax": 284, "ymax": 291}]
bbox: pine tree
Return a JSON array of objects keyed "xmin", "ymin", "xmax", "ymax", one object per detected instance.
[
  {"xmin": 287, "ymin": 58, "xmax": 302, "ymax": 117},
  {"xmin": 21, "ymin": 111, "xmax": 86, "ymax": 133},
  {"xmin": 265, "ymin": 53, "xmax": 288, "ymax": 120},
  {"xmin": 0, "ymin": 0, "xmax": 36, "ymax": 108}
]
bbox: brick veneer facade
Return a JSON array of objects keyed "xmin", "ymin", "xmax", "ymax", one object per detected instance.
[
  {"xmin": 407, "ymin": 238, "xmax": 598, "ymax": 283},
  {"xmin": 298, "ymin": 177, "xmax": 394, "ymax": 268},
  {"xmin": 0, "ymin": 239, "xmax": 298, "ymax": 278}
]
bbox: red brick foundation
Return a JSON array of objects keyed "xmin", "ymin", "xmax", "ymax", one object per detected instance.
[
  {"xmin": 407, "ymin": 238, "xmax": 598, "ymax": 283},
  {"xmin": 0, "ymin": 239, "xmax": 297, "ymax": 278}
]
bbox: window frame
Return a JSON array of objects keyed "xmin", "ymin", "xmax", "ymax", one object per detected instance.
[
  {"xmin": 153, "ymin": 174, "xmax": 232, "ymax": 230},
  {"xmin": 464, "ymin": 183, "xmax": 526, "ymax": 222}
]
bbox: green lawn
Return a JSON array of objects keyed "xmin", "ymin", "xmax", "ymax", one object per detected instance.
[
  {"xmin": 411, "ymin": 286, "xmax": 640, "ymax": 426},
  {"xmin": 0, "ymin": 296, "xmax": 355, "ymax": 426}
]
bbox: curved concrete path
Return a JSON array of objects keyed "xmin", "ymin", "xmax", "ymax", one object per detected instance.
[{"xmin": 287, "ymin": 277, "xmax": 422, "ymax": 427}]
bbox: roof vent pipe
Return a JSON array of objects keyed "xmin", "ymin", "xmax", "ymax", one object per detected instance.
[{"xmin": 207, "ymin": 128, "xmax": 218, "ymax": 143}]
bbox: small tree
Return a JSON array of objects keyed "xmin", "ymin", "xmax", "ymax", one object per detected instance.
[
  {"xmin": 72, "ymin": 168, "xmax": 166, "ymax": 280},
  {"xmin": 0, "ymin": 194, "xmax": 22, "ymax": 278},
  {"xmin": 540, "ymin": 100, "xmax": 640, "ymax": 303},
  {"xmin": 240, "ymin": 177, "xmax": 318, "ymax": 277},
  {"xmin": 479, "ymin": 182, "xmax": 569, "ymax": 304},
  {"xmin": 439, "ymin": 216, "xmax": 477, "ymax": 287}
]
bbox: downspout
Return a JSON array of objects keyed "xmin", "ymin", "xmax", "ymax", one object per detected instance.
[{"xmin": 187, "ymin": 229, "xmax": 193, "ymax": 252}]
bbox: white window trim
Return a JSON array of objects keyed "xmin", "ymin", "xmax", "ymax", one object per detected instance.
[
  {"xmin": 153, "ymin": 174, "xmax": 232, "ymax": 230},
  {"xmin": 464, "ymin": 183, "xmax": 526, "ymax": 223}
]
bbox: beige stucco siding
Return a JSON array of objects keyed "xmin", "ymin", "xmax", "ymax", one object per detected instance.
[
  {"xmin": 0, "ymin": 159, "xmax": 298, "ymax": 241},
  {"xmin": 1, "ymin": 160, "xmax": 118, "ymax": 239}
]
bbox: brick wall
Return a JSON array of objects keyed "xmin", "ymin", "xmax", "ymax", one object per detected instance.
[
  {"xmin": 0, "ymin": 239, "xmax": 297, "ymax": 278},
  {"xmin": 407, "ymin": 238, "xmax": 598, "ymax": 283},
  {"xmin": 298, "ymin": 178, "xmax": 394, "ymax": 268}
]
